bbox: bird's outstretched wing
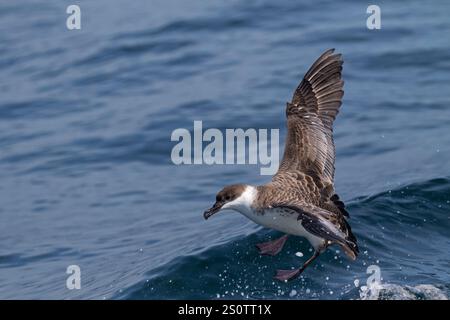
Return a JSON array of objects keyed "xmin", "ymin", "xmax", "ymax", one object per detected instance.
[
  {"xmin": 274, "ymin": 49, "xmax": 344, "ymax": 190},
  {"xmin": 273, "ymin": 201, "xmax": 358, "ymax": 259}
]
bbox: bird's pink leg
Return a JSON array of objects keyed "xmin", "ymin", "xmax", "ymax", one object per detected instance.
[
  {"xmin": 274, "ymin": 250, "xmax": 321, "ymax": 281},
  {"xmin": 255, "ymin": 235, "xmax": 289, "ymax": 256}
]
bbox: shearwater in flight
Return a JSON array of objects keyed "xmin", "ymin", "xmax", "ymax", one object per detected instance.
[{"xmin": 204, "ymin": 49, "xmax": 358, "ymax": 281}]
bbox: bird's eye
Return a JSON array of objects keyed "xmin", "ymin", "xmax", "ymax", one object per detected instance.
[{"xmin": 225, "ymin": 196, "xmax": 230, "ymax": 201}]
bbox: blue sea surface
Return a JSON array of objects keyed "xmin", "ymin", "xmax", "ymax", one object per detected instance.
[{"xmin": 0, "ymin": 0, "xmax": 449, "ymax": 299}]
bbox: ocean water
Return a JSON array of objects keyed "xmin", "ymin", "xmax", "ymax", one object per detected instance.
[{"xmin": 0, "ymin": 0, "xmax": 449, "ymax": 300}]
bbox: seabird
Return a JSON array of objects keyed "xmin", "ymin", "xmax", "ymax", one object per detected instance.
[{"xmin": 204, "ymin": 49, "xmax": 358, "ymax": 281}]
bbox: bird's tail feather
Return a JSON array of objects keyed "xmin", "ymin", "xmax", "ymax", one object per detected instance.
[{"xmin": 339, "ymin": 238, "xmax": 359, "ymax": 260}]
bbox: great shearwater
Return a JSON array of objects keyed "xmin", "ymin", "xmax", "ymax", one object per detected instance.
[{"xmin": 204, "ymin": 49, "xmax": 358, "ymax": 281}]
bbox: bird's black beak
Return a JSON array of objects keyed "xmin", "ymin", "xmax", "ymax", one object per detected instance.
[{"xmin": 204, "ymin": 201, "xmax": 223, "ymax": 220}]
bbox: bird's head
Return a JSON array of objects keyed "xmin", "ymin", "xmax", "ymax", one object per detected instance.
[{"xmin": 203, "ymin": 184, "xmax": 254, "ymax": 219}]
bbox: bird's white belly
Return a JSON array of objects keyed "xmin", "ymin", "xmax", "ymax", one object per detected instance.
[{"xmin": 244, "ymin": 208, "xmax": 325, "ymax": 249}]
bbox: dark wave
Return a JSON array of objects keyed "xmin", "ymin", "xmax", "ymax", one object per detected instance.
[{"xmin": 117, "ymin": 178, "xmax": 450, "ymax": 300}]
